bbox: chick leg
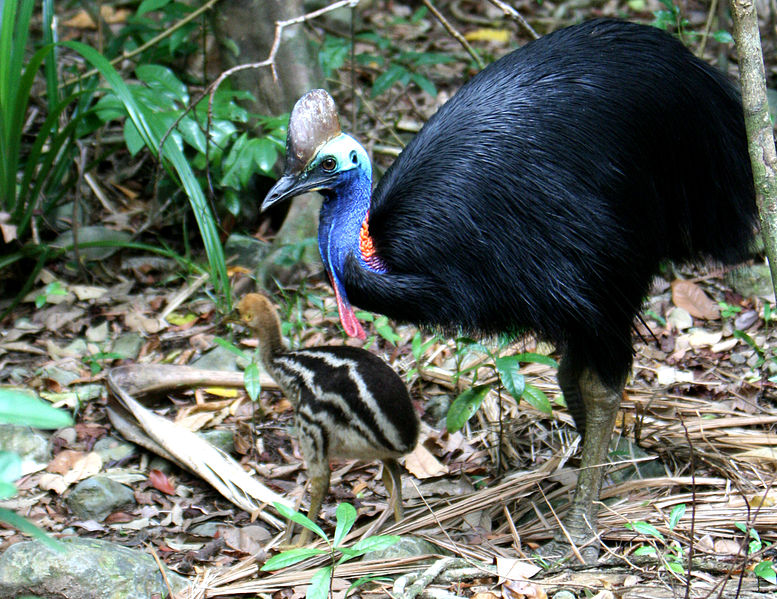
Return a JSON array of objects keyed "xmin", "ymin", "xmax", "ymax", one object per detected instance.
[
  {"xmin": 381, "ymin": 458, "xmax": 405, "ymax": 522},
  {"xmin": 540, "ymin": 361, "xmax": 621, "ymax": 563},
  {"xmin": 298, "ymin": 458, "xmax": 330, "ymax": 546}
]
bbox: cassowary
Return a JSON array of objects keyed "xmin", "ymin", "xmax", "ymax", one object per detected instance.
[
  {"xmin": 260, "ymin": 19, "xmax": 757, "ymax": 559},
  {"xmin": 236, "ymin": 294, "xmax": 418, "ymax": 545}
]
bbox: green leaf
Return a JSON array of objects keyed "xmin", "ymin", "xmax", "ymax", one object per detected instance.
[
  {"xmin": 0, "ymin": 481, "xmax": 17, "ymax": 500},
  {"xmin": 371, "ymin": 64, "xmax": 408, "ymax": 97},
  {"xmin": 666, "ymin": 559, "xmax": 685, "ymax": 574},
  {"xmin": 0, "ymin": 451, "xmax": 21, "ymax": 486},
  {"xmin": 319, "ymin": 35, "xmax": 351, "ymax": 78},
  {"xmin": 260, "ymin": 547, "xmax": 327, "ymax": 571},
  {"xmin": 668, "ymin": 504, "xmax": 685, "ymax": 530},
  {"xmin": 632, "ymin": 545, "xmax": 656, "ymax": 556},
  {"xmin": 712, "ymin": 30, "xmax": 734, "ymax": 44},
  {"xmin": 446, "ymin": 384, "xmax": 490, "ymax": 433},
  {"xmin": 512, "ymin": 352, "xmax": 559, "ymax": 368},
  {"xmin": 0, "ymin": 507, "xmax": 65, "ymax": 551},
  {"xmin": 333, "ymin": 503, "xmax": 357, "ymax": 548},
  {"xmin": 348, "ymin": 534, "xmax": 399, "ymax": 554},
  {"xmin": 251, "ymin": 138, "xmax": 279, "ymax": 176},
  {"xmin": 0, "ymin": 389, "xmax": 73, "ymax": 428},
  {"xmin": 138, "ymin": 0, "xmax": 171, "ymax": 16},
  {"xmin": 625, "ymin": 521, "xmax": 664, "ymax": 540},
  {"xmin": 755, "ymin": 560, "xmax": 777, "ymax": 584},
  {"xmin": 307, "ymin": 566, "xmax": 333, "ymax": 599},
  {"xmin": 136, "ymin": 64, "xmax": 188, "ymax": 104},
  {"xmin": 274, "ymin": 502, "xmax": 328, "ymax": 541},
  {"xmin": 212, "ymin": 337, "xmax": 250, "ymax": 360},
  {"xmin": 522, "ymin": 384, "xmax": 553, "ymax": 414},
  {"xmin": 375, "ymin": 317, "xmax": 400, "ymax": 345},
  {"xmin": 244, "ymin": 363, "xmax": 262, "ymax": 402},
  {"xmin": 735, "ymin": 521, "xmax": 748, "ymax": 534},
  {"xmin": 123, "ymin": 119, "xmax": 146, "ymax": 156},
  {"xmin": 409, "ymin": 73, "xmax": 436, "ymax": 97},
  {"xmin": 495, "ymin": 356, "xmax": 525, "ymax": 399},
  {"xmin": 177, "ymin": 116, "xmax": 208, "ymax": 155}
]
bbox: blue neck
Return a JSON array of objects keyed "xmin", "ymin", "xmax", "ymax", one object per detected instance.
[{"xmin": 318, "ymin": 167, "xmax": 375, "ymax": 278}]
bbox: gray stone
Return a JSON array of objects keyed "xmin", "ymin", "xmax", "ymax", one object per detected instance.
[
  {"xmin": 726, "ymin": 264, "xmax": 775, "ymax": 301},
  {"xmin": 93, "ymin": 437, "xmax": 136, "ymax": 464},
  {"xmin": 0, "ymin": 537, "xmax": 189, "ymax": 599},
  {"xmin": 199, "ymin": 429, "xmax": 235, "ymax": 455},
  {"xmin": 66, "ymin": 475, "xmax": 136, "ymax": 521},
  {"xmin": 361, "ymin": 536, "xmax": 450, "ymax": 562},
  {"xmin": 0, "ymin": 424, "xmax": 50, "ymax": 475},
  {"xmin": 190, "ymin": 344, "xmax": 240, "ymax": 372},
  {"xmin": 111, "ymin": 333, "xmax": 144, "ymax": 360}
]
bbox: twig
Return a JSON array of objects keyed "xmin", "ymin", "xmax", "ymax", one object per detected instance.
[
  {"xmin": 485, "ymin": 0, "xmax": 539, "ymax": 40},
  {"xmin": 422, "ymin": 0, "xmax": 485, "ymax": 70}
]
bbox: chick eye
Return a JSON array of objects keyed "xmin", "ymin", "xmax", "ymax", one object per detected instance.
[{"xmin": 321, "ymin": 157, "xmax": 337, "ymax": 172}]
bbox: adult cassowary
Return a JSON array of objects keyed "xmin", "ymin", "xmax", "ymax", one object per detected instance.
[{"xmin": 261, "ymin": 19, "xmax": 757, "ymax": 559}]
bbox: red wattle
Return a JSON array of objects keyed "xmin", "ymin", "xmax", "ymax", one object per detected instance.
[{"xmin": 330, "ymin": 274, "xmax": 366, "ymax": 340}]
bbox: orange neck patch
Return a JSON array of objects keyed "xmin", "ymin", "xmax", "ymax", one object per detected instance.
[{"xmin": 358, "ymin": 212, "xmax": 387, "ymax": 271}]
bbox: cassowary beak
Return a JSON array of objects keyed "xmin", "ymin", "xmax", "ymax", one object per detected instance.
[{"xmin": 261, "ymin": 173, "xmax": 304, "ymax": 212}]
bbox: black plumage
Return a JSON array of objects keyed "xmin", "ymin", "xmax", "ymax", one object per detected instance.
[{"xmin": 261, "ymin": 19, "xmax": 758, "ymax": 558}]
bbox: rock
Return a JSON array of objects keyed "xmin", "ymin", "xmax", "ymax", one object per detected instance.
[
  {"xmin": 361, "ymin": 536, "xmax": 451, "ymax": 562},
  {"xmin": 199, "ymin": 429, "xmax": 235, "ymax": 455},
  {"xmin": 0, "ymin": 537, "xmax": 190, "ymax": 599},
  {"xmin": 0, "ymin": 424, "xmax": 50, "ymax": 475},
  {"xmin": 726, "ymin": 264, "xmax": 775, "ymax": 302},
  {"xmin": 190, "ymin": 344, "xmax": 240, "ymax": 372},
  {"xmin": 65, "ymin": 475, "xmax": 136, "ymax": 521},
  {"xmin": 424, "ymin": 394, "xmax": 451, "ymax": 427},
  {"xmin": 111, "ymin": 333, "xmax": 144, "ymax": 360}
]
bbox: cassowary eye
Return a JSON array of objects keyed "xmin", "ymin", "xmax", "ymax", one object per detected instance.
[
  {"xmin": 350, "ymin": 151, "xmax": 358, "ymax": 164},
  {"xmin": 321, "ymin": 157, "xmax": 337, "ymax": 172}
]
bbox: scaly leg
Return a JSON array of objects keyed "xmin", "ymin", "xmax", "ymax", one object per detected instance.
[
  {"xmin": 540, "ymin": 361, "xmax": 622, "ymax": 563},
  {"xmin": 381, "ymin": 458, "xmax": 405, "ymax": 522},
  {"xmin": 297, "ymin": 459, "xmax": 330, "ymax": 546}
]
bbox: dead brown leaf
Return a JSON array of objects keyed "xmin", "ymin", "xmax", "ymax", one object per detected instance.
[
  {"xmin": 403, "ymin": 444, "xmax": 448, "ymax": 478},
  {"xmin": 671, "ymin": 279, "xmax": 720, "ymax": 320}
]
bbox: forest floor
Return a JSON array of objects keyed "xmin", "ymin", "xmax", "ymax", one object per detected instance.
[{"xmin": 4, "ymin": 1, "xmax": 777, "ymax": 598}]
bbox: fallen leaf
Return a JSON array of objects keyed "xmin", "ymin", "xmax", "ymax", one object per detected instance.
[
  {"xmin": 403, "ymin": 444, "xmax": 448, "ymax": 478},
  {"xmin": 464, "ymin": 28, "xmax": 511, "ymax": 43},
  {"xmin": 671, "ymin": 280, "xmax": 720, "ymax": 320},
  {"xmin": 496, "ymin": 556, "xmax": 541, "ymax": 581},
  {"xmin": 63, "ymin": 452, "xmax": 102, "ymax": 484},
  {"xmin": 149, "ymin": 469, "xmax": 176, "ymax": 495},
  {"xmin": 64, "ymin": 10, "xmax": 97, "ymax": 29},
  {"xmin": 38, "ymin": 472, "xmax": 68, "ymax": 494},
  {"xmin": 221, "ymin": 525, "xmax": 271, "ymax": 555}
]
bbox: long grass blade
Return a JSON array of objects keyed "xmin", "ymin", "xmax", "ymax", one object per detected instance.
[
  {"xmin": 60, "ymin": 41, "xmax": 231, "ymax": 309},
  {"xmin": 41, "ymin": 0, "xmax": 58, "ymax": 109}
]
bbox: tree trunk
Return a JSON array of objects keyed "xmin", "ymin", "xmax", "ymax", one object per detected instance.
[
  {"xmin": 211, "ymin": 0, "xmax": 324, "ymax": 269},
  {"xmin": 730, "ymin": 0, "xmax": 777, "ymax": 298}
]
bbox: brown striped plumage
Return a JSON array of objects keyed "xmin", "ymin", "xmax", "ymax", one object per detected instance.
[{"xmin": 236, "ymin": 293, "xmax": 419, "ymax": 543}]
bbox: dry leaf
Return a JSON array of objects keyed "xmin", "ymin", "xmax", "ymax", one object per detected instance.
[
  {"xmin": 63, "ymin": 452, "xmax": 102, "ymax": 484},
  {"xmin": 64, "ymin": 10, "xmax": 97, "ymax": 29},
  {"xmin": 714, "ymin": 538, "xmax": 743, "ymax": 555},
  {"xmin": 502, "ymin": 578, "xmax": 547, "ymax": 599},
  {"xmin": 688, "ymin": 329, "xmax": 722, "ymax": 348},
  {"xmin": 671, "ymin": 279, "xmax": 720, "ymax": 320},
  {"xmin": 48, "ymin": 449, "xmax": 88, "ymax": 475},
  {"xmin": 38, "ymin": 472, "xmax": 68, "ymax": 494},
  {"xmin": 496, "ymin": 556, "xmax": 541, "ymax": 581},
  {"xmin": 221, "ymin": 524, "xmax": 271, "ymax": 555},
  {"xmin": 100, "ymin": 5, "xmax": 131, "ymax": 24},
  {"xmin": 149, "ymin": 469, "xmax": 176, "ymax": 495},
  {"xmin": 403, "ymin": 444, "xmax": 448, "ymax": 478},
  {"xmin": 464, "ymin": 28, "xmax": 511, "ymax": 43}
]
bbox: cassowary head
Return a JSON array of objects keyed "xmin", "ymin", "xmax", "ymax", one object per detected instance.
[{"xmin": 262, "ymin": 90, "xmax": 374, "ymax": 340}]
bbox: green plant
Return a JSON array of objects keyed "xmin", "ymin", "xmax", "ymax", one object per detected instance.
[
  {"xmin": 719, "ymin": 301, "xmax": 743, "ymax": 320},
  {"xmin": 446, "ymin": 337, "xmax": 557, "ymax": 433},
  {"xmin": 651, "ymin": 0, "xmax": 733, "ymax": 45},
  {"xmin": 735, "ymin": 522, "xmax": 777, "ymax": 584},
  {"xmin": 262, "ymin": 502, "xmax": 398, "ymax": 599},
  {"xmin": 0, "ymin": 388, "xmax": 73, "ymax": 550},
  {"xmin": 628, "ymin": 504, "xmax": 687, "ymax": 574}
]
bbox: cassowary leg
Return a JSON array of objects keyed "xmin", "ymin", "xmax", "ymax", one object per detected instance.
[
  {"xmin": 298, "ymin": 459, "xmax": 330, "ymax": 546},
  {"xmin": 381, "ymin": 458, "xmax": 405, "ymax": 522},
  {"xmin": 540, "ymin": 361, "xmax": 621, "ymax": 563}
]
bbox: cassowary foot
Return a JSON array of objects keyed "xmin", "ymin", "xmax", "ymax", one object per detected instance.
[{"xmin": 535, "ymin": 529, "xmax": 600, "ymax": 565}]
